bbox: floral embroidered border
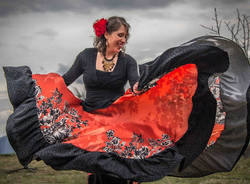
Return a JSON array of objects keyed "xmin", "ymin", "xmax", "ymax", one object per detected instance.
[
  {"xmin": 103, "ymin": 130, "xmax": 174, "ymax": 159},
  {"xmin": 33, "ymin": 80, "xmax": 88, "ymax": 144},
  {"xmin": 207, "ymin": 75, "xmax": 226, "ymax": 147}
]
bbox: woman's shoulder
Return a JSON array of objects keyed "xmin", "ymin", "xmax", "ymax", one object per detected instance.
[
  {"xmin": 79, "ymin": 48, "xmax": 97, "ymax": 56},
  {"xmin": 122, "ymin": 52, "xmax": 137, "ymax": 64}
]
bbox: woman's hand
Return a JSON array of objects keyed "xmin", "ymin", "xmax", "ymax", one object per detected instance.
[{"xmin": 133, "ymin": 82, "xmax": 142, "ymax": 95}]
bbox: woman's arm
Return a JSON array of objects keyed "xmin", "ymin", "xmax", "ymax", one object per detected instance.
[
  {"xmin": 126, "ymin": 55, "xmax": 140, "ymax": 93},
  {"xmin": 62, "ymin": 52, "xmax": 84, "ymax": 86}
]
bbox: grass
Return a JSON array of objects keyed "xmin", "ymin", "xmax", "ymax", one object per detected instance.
[
  {"xmin": 0, "ymin": 154, "xmax": 249, "ymax": 184},
  {"xmin": 0, "ymin": 155, "xmax": 86, "ymax": 184}
]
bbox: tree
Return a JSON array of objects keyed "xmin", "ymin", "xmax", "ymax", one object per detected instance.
[{"xmin": 201, "ymin": 8, "xmax": 249, "ymax": 59}]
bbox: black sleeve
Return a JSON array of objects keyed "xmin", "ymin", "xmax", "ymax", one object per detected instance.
[
  {"xmin": 62, "ymin": 51, "xmax": 85, "ymax": 86},
  {"xmin": 126, "ymin": 55, "xmax": 139, "ymax": 89}
]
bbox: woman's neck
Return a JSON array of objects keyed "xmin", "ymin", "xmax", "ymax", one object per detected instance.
[{"xmin": 105, "ymin": 48, "xmax": 118, "ymax": 59}]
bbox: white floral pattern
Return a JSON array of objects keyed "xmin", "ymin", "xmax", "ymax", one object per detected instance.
[
  {"xmin": 103, "ymin": 130, "xmax": 174, "ymax": 159},
  {"xmin": 207, "ymin": 75, "xmax": 226, "ymax": 147},
  {"xmin": 34, "ymin": 80, "xmax": 88, "ymax": 144}
]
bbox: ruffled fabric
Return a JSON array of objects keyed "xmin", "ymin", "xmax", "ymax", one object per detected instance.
[
  {"xmin": 3, "ymin": 66, "xmax": 49, "ymax": 167},
  {"xmin": 3, "ymin": 36, "xmax": 249, "ymax": 182},
  {"xmin": 170, "ymin": 36, "xmax": 250, "ymax": 177}
]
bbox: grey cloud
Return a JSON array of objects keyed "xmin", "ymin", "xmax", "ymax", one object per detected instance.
[
  {"xmin": 0, "ymin": 42, "xmax": 7, "ymax": 48},
  {"xmin": 16, "ymin": 43, "xmax": 33, "ymax": 52},
  {"xmin": 0, "ymin": 0, "xmax": 178, "ymax": 17},
  {"xmin": 129, "ymin": 47, "xmax": 160, "ymax": 64},
  {"xmin": 186, "ymin": 0, "xmax": 249, "ymax": 9},
  {"xmin": 36, "ymin": 28, "xmax": 58, "ymax": 39},
  {"xmin": 203, "ymin": 0, "xmax": 249, "ymax": 6},
  {"xmin": 0, "ymin": 0, "xmax": 83, "ymax": 16},
  {"xmin": 20, "ymin": 35, "xmax": 33, "ymax": 41},
  {"xmin": 39, "ymin": 66, "xmax": 45, "ymax": 71},
  {"xmin": 88, "ymin": 0, "xmax": 177, "ymax": 10}
]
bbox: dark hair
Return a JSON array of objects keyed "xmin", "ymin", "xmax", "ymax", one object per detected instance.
[{"xmin": 93, "ymin": 16, "xmax": 130, "ymax": 56}]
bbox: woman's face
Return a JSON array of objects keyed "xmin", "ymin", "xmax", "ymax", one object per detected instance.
[{"xmin": 105, "ymin": 25, "xmax": 128, "ymax": 54}]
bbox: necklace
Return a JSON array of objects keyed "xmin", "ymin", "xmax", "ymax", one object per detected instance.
[{"xmin": 102, "ymin": 53, "xmax": 117, "ymax": 72}]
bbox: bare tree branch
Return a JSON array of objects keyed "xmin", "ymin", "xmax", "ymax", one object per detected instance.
[
  {"xmin": 241, "ymin": 15, "xmax": 247, "ymax": 52},
  {"xmin": 200, "ymin": 24, "xmax": 217, "ymax": 34},
  {"xmin": 236, "ymin": 9, "xmax": 241, "ymax": 36},
  {"xmin": 201, "ymin": 8, "xmax": 222, "ymax": 35},
  {"xmin": 201, "ymin": 8, "xmax": 250, "ymax": 58},
  {"xmin": 243, "ymin": 15, "xmax": 250, "ymax": 55},
  {"xmin": 214, "ymin": 8, "xmax": 221, "ymax": 35},
  {"xmin": 225, "ymin": 21, "xmax": 237, "ymax": 41}
]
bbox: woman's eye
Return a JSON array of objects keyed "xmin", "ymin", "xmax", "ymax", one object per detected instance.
[{"xmin": 118, "ymin": 33, "xmax": 124, "ymax": 37}]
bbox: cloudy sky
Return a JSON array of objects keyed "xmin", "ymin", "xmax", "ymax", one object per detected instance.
[{"xmin": 0, "ymin": 0, "xmax": 249, "ymax": 136}]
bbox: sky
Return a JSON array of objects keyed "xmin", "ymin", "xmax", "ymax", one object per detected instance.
[{"xmin": 0, "ymin": 0, "xmax": 249, "ymax": 136}]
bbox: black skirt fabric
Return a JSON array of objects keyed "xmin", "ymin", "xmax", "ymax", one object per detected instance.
[
  {"xmin": 170, "ymin": 36, "xmax": 250, "ymax": 177},
  {"xmin": 3, "ymin": 36, "xmax": 250, "ymax": 182}
]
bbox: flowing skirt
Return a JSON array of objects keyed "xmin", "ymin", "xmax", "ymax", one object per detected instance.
[{"xmin": 3, "ymin": 36, "xmax": 250, "ymax": 182}]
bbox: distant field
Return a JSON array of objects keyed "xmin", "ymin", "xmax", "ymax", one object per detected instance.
[{"xmin": 0, "ymin": 154, "xmax": 249, "ymax": 184}]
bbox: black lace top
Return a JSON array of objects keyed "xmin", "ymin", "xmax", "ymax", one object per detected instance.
[{"xmin": 62, "ymin": 48, "xmax": 139, "ymax": 112}]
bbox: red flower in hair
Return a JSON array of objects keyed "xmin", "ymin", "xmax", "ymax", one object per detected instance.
[{"xmin": 93, "ymin": 18, "xmax": 107, "ymax": 37}]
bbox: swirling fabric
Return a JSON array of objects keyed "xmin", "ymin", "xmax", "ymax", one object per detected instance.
[{"xmin": 3, "ymin": 36, "xmax": 249, "ymax": 182}]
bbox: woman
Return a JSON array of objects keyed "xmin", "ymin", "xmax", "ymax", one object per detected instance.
[
  {"xmin": 3, "ymin": 17, "xmax": 250, "ymax": 183},
  {"xmin": 62, "ymin": 16, "xmax": 141, "ymax": 184},
  {"xmin": 62, "ymin": 16, "xmax": 140, "ymax": 113}
]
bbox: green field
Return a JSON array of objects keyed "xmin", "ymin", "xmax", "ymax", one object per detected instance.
[{"xmin": 0, "ymin": 154, "xmax": 250, "ymax": 184}]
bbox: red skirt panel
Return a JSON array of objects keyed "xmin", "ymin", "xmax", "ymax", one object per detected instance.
[{"xmin": 34, "ymin": 64, "xmax": 198, "ymax": 159}]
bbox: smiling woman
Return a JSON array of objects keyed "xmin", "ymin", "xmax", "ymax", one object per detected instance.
[
  {"xmin": 62, "ymin": 16, "xmax": 140, "ymax": 114},
  {"xmin": 62, "ymin": 16, "xmax": 140, "ymax": 184},
  {"xmin": 2, "ymin": 16, "xmax": 250, "ymax": 184}
]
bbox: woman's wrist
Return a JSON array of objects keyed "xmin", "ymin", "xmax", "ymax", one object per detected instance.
[{"xmin": 132, "ymin": 82, "xmax": 142, "ymax": 95}]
